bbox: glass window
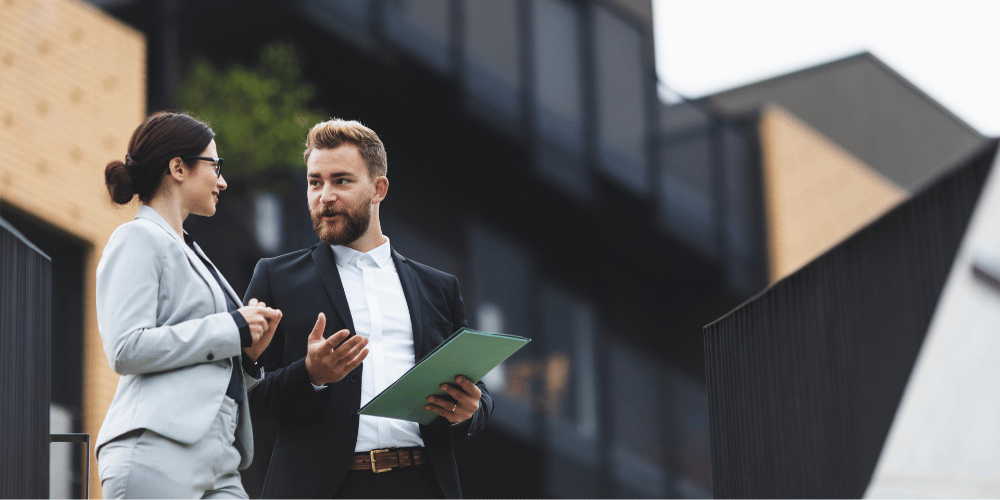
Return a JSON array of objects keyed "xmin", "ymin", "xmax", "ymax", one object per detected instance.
[
  {"xmin": 285, "ymin": 169, "xmax": 320, "ymax": 251},
  {"xmin": 478, "ymin": 302, "xmax": 508, "ymax": 391},
  {"xmin": 461, "ymin": 0, "xmax": 523, "ymax": 133},
  {"xmin": 382, "ymin": 213, "xmax": 461, "ymax": 280},
  {"xmin": 659, "ymin": 125, "xmax": 716, "ymax": 256},
  {"xmin": 539, "ymin": 284, "xmax": 601, "ymax": 497},
  {"xmin": 610, "ymin": 342, "xmax": 668, "ymax": 497},
  {"xmin": 468, "ymin": 222, "xmax": 535, "ymax": 436},
  {"xmin": 299, "ymin": 0, "xmax": 374, "ymax": 49},
  {"xmin": 254, "ymin": 191, "xmax": 284, "ymax": 255},
  {"xmin": 721, "ymin": 122, "xmax": 762, "ymax": 294},
  {"xmin": 532, "ymin": 0, "xmax": 589, "ymax": 200},
  {"xmin": 536, "ymin": 145, "xmax": 591, "ymax": 201},
  {"xmin": 384, "ymin": 0, "xmax": 451, "ymax": 73},
  {"xmin": 533, "ymin": 0, "xmax": 583, "ymax": 151},
  {"xmin": 540, "ymin": 284, "xmax": 598, "ymax": 438},
  {"xmin": 593, "ymin": 7, "xmax": 649, "ymax": 194},
  {"xmin": 670, "ymin": 376, "xmax": 712, "ymax": 498}
]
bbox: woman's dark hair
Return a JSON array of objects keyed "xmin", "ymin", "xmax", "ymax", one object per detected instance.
[{"xmin": 104, "ymin": 111, "xmax": 215, "ymax": 204}]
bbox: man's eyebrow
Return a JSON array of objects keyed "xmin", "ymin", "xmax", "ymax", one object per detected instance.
[{"xmin": 307, "ymin": 171, "xmax": 354, "ymax": 178}]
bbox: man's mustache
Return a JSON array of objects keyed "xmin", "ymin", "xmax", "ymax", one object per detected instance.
[{"xmin": 316, "ymin": 208, "xmax": 344, "ymax": 218}]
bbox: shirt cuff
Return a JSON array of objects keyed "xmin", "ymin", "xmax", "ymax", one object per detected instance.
[
  {"xmin": 241, "ymin": 353, "xmax": 261, "ymax": 378},
  {"xmin": 231, "ymin": 310, "xmax": 252, "ymax": 348}
]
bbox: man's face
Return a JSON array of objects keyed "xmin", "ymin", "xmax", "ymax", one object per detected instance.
[{"xmin": 307, "ymin": 144, "xmax": 374, "ymax": 246}]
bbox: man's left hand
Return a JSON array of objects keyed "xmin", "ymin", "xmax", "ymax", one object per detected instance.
[{"xmin": 425, "ymin": 376, "xmax": 481, "ymax": 424}]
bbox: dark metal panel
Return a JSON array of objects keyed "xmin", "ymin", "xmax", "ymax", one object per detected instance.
[
  {"xmin": 0, "ymin": 217, "xmax": 52, "ymax": 498},
  {"xmin": 704, "ymin": 140, "xmax": 999, "ymax": 498}
]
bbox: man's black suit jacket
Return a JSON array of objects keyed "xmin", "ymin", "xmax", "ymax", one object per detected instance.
[{"xmin": 244, "ymin": 244, "xmax": 492, "ymax": 498}]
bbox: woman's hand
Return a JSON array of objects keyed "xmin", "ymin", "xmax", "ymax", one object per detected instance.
[{"xmin": 239, "ymin": 298, "xmax": 282, "ymax": 362}]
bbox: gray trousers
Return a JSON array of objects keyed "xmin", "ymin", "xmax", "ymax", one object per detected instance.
[{"xmin": 98, "ymin": 397, "xmax": 246, "ymax": 499}]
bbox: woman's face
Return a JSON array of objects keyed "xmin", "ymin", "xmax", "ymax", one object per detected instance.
[{"xmin": 183, "ymin": 139, "xmax": 227, "ymax": 217}]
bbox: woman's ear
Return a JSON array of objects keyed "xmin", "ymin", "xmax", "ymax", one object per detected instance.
[{"xmin": 167, "ymin": 157, "xmax": 186, "ymax": 181}]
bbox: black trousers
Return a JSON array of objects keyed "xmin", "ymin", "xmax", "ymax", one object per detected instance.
[{"xmin": 334, "ymin": 463, "xmax": 445, "ymax": 499}]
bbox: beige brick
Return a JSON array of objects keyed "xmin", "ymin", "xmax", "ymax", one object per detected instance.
[
  {"xmin": 760, "ymin": 105, "xmax": 908, "ymax": 283},
  {"xmin": 0, "ymin": 0, "xmax": 144, "ymax": 496}
]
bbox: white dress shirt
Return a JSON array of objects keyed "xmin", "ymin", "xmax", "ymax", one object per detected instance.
[{"xmin": 326, "ymin": 238, "xmax": 425, "ymax": 452}]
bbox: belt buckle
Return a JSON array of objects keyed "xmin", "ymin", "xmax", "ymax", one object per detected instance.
[{"xmin": 370, "ymin": 448, "xmax": 392, "ymax": 473}]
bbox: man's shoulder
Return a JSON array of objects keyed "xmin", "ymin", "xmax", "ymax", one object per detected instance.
[
  {"xmin": 395, "ymin": 252, "xmax": 459, "ymax": 285},
  {"xmin": 256, "ymin": 245, "xmax": 320, "ymax": 272}
]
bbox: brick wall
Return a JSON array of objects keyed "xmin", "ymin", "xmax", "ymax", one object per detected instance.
[
  {"xmin": 760, "ymin": 105, "xmax": 907, "ymax": 282},
  {"xmin": 0, "ymin": 0, "xmax": 144, "ymax": 496}
]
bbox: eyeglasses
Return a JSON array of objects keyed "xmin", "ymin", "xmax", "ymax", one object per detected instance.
[{"xmin": 183, "ymin": 156, "xmax": 224, "ymax": 177}]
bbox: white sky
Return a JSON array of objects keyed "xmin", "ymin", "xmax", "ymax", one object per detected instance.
[{"xmin": 652, "ymin": 0, "xmax": 1000, "ymax": 136}]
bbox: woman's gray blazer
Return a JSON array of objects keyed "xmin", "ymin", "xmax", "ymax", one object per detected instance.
[{"xmin": 95, "ymin": 205, "xmax": 260, "ymax": 469}]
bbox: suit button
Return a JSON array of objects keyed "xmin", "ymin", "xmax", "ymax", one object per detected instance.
[
  {"xmin": 207, "ymin": 353, "xmax": 214, "ymax": 360},
  {"xmin": 350, "ymin": 374, "xmax": 360, "ymax": 384}
]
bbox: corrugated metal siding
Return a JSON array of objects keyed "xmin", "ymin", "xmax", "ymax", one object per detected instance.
[
  {"xmin": 703, "ymin": 140, "xmax": 998, "ymax": 498},
  {"xmin": 0, "ymin": 217, "xmax": 51, "ymax": 498}
]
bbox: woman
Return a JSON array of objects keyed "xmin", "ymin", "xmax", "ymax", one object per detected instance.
[{"xmin": 96, "ymin": 111, "xmax": 281, "ymax": 498}]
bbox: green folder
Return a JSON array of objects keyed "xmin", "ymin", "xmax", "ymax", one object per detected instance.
[{"xmin": 358, "ymin": 327, "xmax": 530, "ymax": 425}]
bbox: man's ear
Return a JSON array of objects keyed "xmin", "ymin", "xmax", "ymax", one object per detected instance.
[
  {"xmin": 166, "ymin": 157, "xmax": 186, "ymax": 181},
  {"xmin": 372, "ymin": 176, "xmax": 389, "ymax": 204}
]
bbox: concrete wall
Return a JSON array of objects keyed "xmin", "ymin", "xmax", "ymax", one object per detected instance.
[{"xmin": 867, "ymin": 147, "xmax": 1000, "ymax": 498}]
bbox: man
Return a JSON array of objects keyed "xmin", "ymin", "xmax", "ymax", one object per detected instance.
[{"xmin": 245, "ymin": 118, "xmax": 492, "ymax": 498}]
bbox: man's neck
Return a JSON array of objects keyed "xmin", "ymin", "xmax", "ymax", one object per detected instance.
[{"xmin": 345, "ymin": 232, "xmax": 387, "ymax": 254}]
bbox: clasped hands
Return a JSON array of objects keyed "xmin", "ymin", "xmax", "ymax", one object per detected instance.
[
  {"xmin": 237, "ymin": 298, "xmax": 282, "ymax": 362},
  {"xmin": 303, "ymin": 312, "xmax": 480, "ymax": 424}
]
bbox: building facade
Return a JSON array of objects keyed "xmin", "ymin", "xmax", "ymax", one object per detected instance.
[
  {"xmin": 9, "ymin": 1, "xmax": 986, "ymax": 498},
  {"xmin": 0, "ymin": 0, "xmax": 145, "ymax": 496},
  {"xmin": 89, "ymin": 0, "xmax": 733, "ymax": 497}
]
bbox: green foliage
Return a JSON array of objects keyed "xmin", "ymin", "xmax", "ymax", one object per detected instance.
[{"xmin": 176, "ymin": 42, "xmax": 326, "ymax": 180}]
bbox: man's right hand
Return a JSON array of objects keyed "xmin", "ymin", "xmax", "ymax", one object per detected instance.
[{"xmin": 304, "ymin": 312, "xmax": 369, "ymax": 386}]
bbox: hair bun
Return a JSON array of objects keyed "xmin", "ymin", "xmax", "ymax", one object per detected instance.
[
  {"xmin": 123, "ymin": 154, "xmax": 140, "ymax": 179},
  {"xmin": 104, "ymin": 159, "xmax": 136, "ymax": 205}
]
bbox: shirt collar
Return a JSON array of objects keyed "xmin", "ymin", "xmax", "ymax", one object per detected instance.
[{"xmin": 331, "ymin": 236, "xmax": 392, "ymax": 268}]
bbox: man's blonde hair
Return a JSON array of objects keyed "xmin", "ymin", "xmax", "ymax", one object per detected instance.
[{"xmin": 303, "ymin": 118, "xmax": 387, "ymax": 179}]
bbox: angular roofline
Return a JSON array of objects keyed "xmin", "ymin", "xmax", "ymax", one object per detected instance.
[
  {"xmin": 704, "ymin": 138, "xmax": 999, "ymax": 330},
  {"xmin": 698, "ymin": 51, "xmax": 984, "ymax": 139}
]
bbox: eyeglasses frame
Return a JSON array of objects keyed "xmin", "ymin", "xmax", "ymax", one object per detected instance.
[{"xmin": 182, "ymin": 156, "xmax": 224, "ymax": 177}]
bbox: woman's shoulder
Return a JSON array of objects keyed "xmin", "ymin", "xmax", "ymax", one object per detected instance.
[{"xmin": 105, "ymin": 218, "xmax": 175, "ymax": 254}]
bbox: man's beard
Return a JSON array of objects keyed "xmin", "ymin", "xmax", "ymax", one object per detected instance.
[{"xmin": 311, "ymin": 196, "xmax": 372, "ymax": 246}]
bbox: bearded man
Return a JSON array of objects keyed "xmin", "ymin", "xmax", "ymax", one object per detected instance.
[{"xmin": 244, "ymin": 119, "xmax": 492, "ymax": 499}]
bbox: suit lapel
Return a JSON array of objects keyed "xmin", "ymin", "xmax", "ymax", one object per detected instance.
[
  {"xmin": 392, "ymin": 249, "xmax": 425, "ymax": 357},
  {"xmin": 181, "ymin": 243, "xmax": 226, "ymax": 312},
  {"xmin": 134, "ymin": 206, "xmax": 225, "ymax": 312},
  {"xmin": 190, "ymin": 241, "xmax": 242, "ymax": 305},
  {"xmin": 311, "ymin": 244, "xmax": 356, "ymax": 336}
]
